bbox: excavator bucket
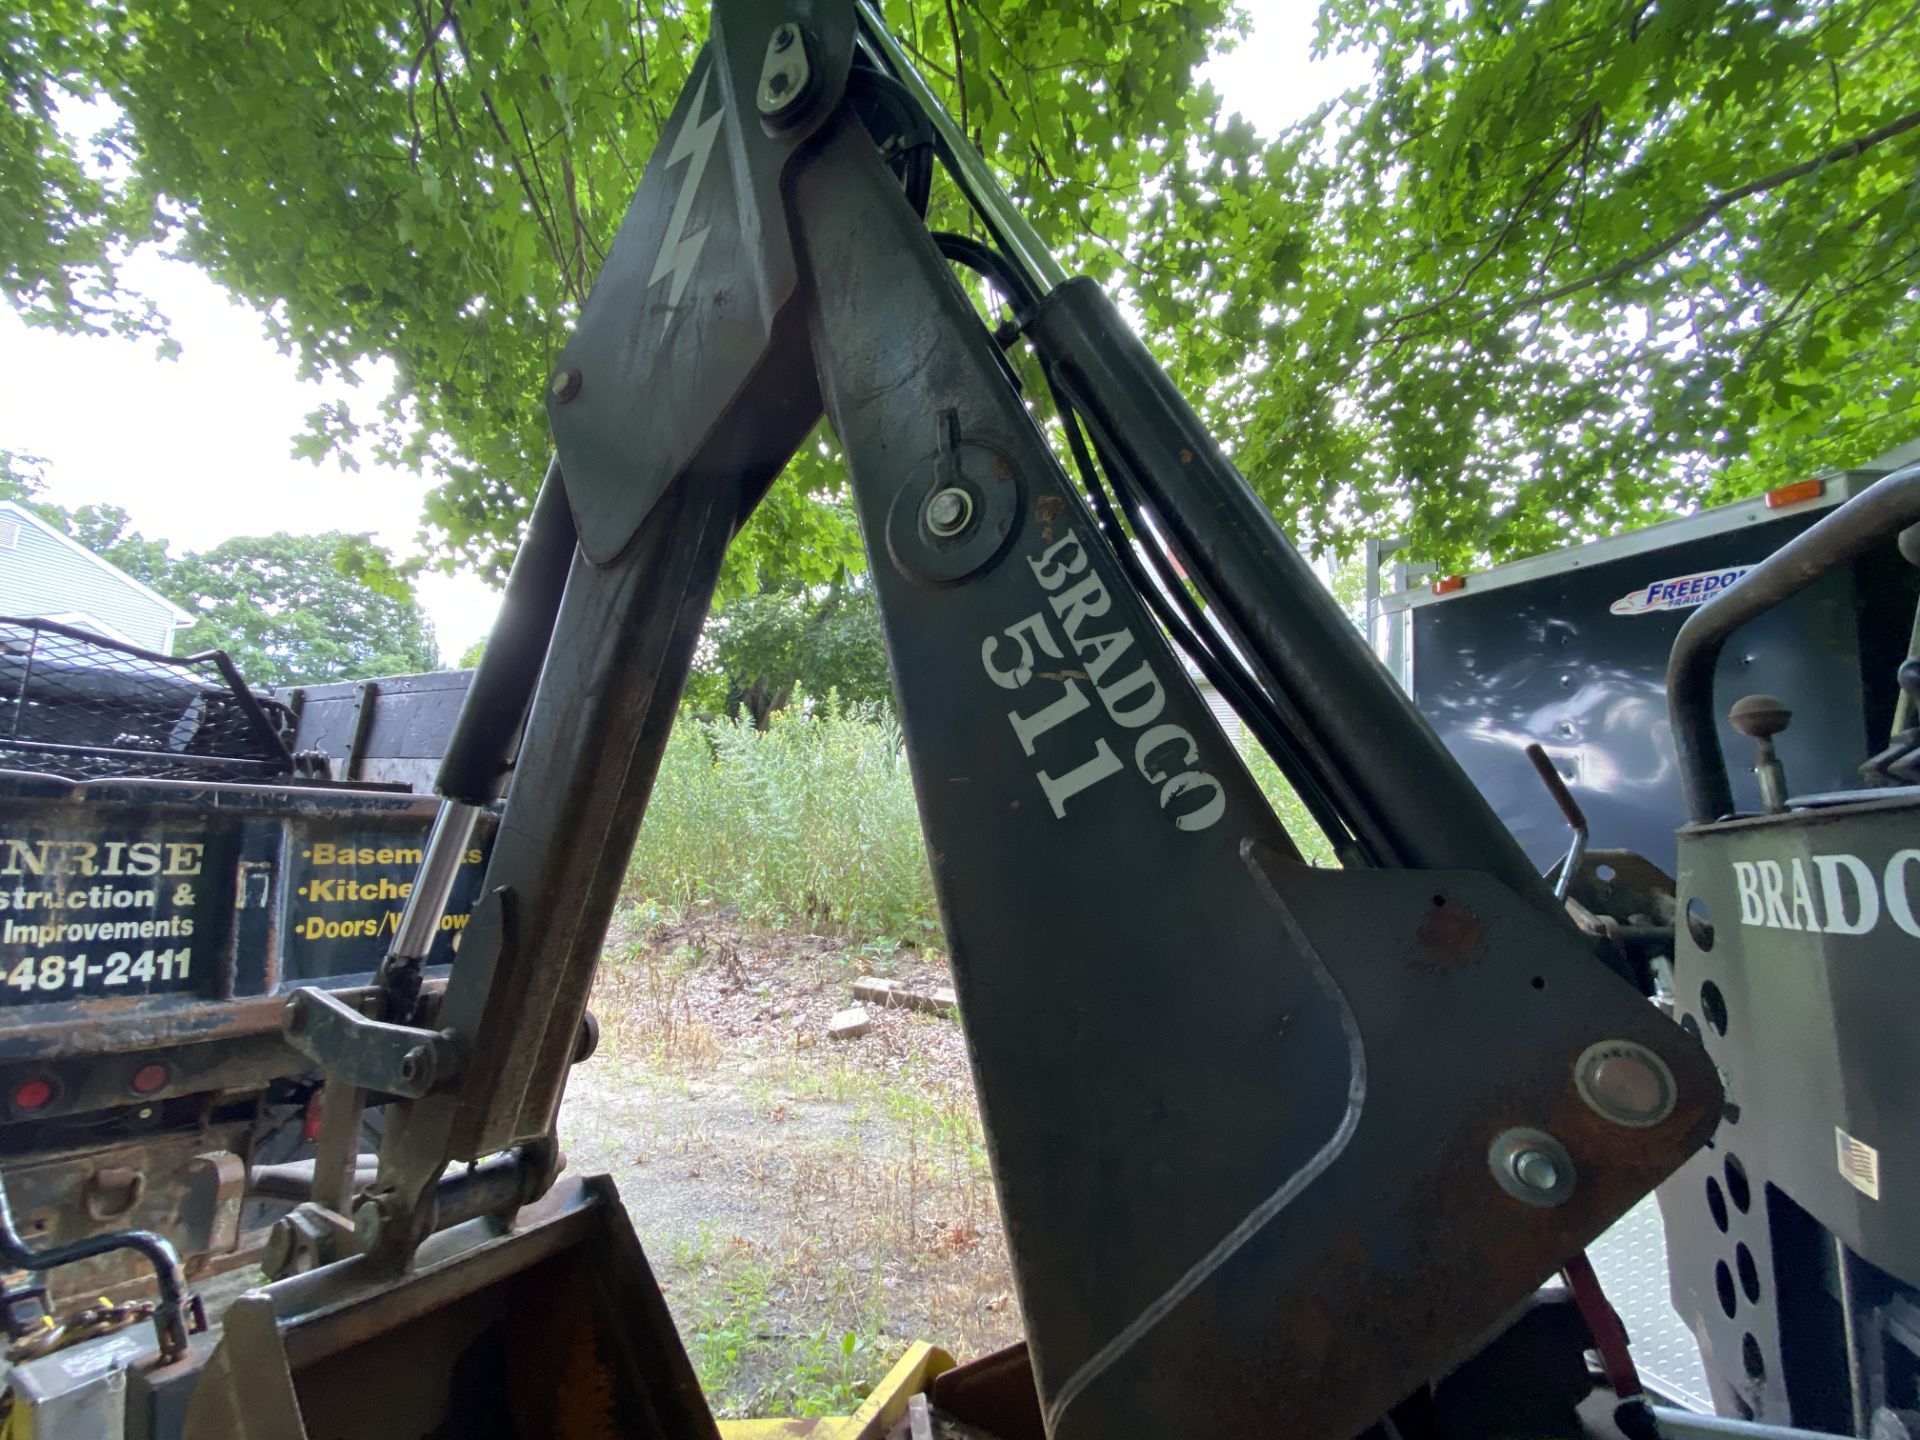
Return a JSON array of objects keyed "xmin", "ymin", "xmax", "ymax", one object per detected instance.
[{"xmin": 171, "ymin": 1178, "xmax": 719, "ymax": 1440}]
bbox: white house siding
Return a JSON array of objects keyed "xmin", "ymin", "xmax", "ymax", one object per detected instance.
[{"xmin": 0, "ymin": 502, "xmax": 188, "ymax": 653}]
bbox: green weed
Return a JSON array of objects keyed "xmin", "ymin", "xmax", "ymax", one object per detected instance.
[
  {"xmin": 631, "ymin": 706, "xmax": 939, "ymax": 942},
  {"xmin": 628, "ymin": 706, "xmax": 1340, "ymax": 947}
]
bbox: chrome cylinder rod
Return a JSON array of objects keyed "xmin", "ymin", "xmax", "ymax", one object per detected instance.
[{"xmin": 389, "ymin": 800, "xmax": 482, "ymax": 964}]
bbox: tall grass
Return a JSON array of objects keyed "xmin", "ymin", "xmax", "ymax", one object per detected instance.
[
  {"xmin": 1231, "ymin": 732, "xmax": 1340, "ymax": 868},
  {"xmin": 628, "ymin": 705, "xmax": 1337, "ymax": 942},
  {"xmin": 630, "ymin": 704, "xmax": 939, "ymax": 941}
]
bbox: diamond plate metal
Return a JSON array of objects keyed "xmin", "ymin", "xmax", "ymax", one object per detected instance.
[{"xmin": 1589, "ymin": 1195, "xmax": 1713, "ymax": 1412}]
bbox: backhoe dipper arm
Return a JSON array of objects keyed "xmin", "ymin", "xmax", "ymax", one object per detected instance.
[{"xmin": 350, "ymin": 2, "xmax": 1719, "ymax": 1435}]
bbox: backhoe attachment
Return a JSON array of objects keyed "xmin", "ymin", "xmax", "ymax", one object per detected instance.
[{"xmin": 180, "ymin": 2, "xmax": 1720, "ymax": 1435}]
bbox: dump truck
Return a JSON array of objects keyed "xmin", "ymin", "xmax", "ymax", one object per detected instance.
[{"xmin": 0, "ymin": 624, "xmax": 502, "ymax": 1330}]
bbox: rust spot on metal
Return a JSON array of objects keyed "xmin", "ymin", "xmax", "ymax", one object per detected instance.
[
  {"xmin": 1413, "ymin": 893, "xmax": 1485, "ymax": 969},
  {"xmin": 931, "ymin": 1342, "xmax": 1043, "ymax": 1440},
  {"xmin": 1033, "ymin": 492, "xmax": 1066, "ymax": 539}
]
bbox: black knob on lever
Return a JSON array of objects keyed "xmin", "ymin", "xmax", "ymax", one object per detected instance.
[
  {"xmin": 1729, "ymin": 693, "xmax": 1791, "ymax": 814},
  {"xmin": 1899, "ymin": 657, "xmax": 1920, "ymax": 706}
]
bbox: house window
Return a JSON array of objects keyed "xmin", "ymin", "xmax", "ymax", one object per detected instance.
[{"xmin": 0, "ymin": 519, "xmax": 18, "ymax": 550}]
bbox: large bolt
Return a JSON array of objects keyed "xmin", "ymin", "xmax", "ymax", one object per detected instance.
[
  {"xmin": 1489, "ymin": 1127, "xmax": 1574, "ymax": 1206},
  {"xmin": 926, "ymin": 487, "xmax": 974, "ymax": 538},
  {"xmin": 1582, "ymin": 1044, "xmax": 1674, "ymax": 1136},
  {"xmin": 1592, "ymin": 1054, "xmax": 1663, "ymax": 1114},
  {"xmin": 353, "ymin": 1200, "xmax": 385, "ymax": 1250},
  {"xmin": 1511, "ymin": 1147, "xmax": 1562, "ymax": 1195},
  {"xmin": 400, "ymin": 1044, "xmax": 433, "ymax": 1090},
  {"xmin": 549, "ymin": 367, "xmax": 582, "ymax": 404},
  {"xmin": 1576, "ymin": 1039, "xmax": 1676, "ymax": 1128},
  {"xmin": 282, "ymin": 996, "xmax": 307, "ymax": 1036},
  {"xmin": 772, "ymin": 22, "xmax": 797, "ymax": 50}
]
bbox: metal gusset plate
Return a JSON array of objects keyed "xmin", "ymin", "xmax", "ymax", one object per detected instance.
[{"xmin": 779, "ymin": 93, "xmax": 1722, "ymax": 1437}]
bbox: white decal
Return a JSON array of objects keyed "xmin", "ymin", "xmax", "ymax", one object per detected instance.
[
  {"xmin": 59, "ymin": 1331, "xmax": 143, "ymax": 1378},
  {"xmin": 1731, "ymin": 851, "xmax": 1920, "ymax": 937},
  {"xmin": 648, "ymin": 71, "xmax": 724, "ymax": 334},
  {"xmin": 979, "ymin": 527, "xmax": 1225, "ymax": 830},
  {"xmin": 1836, "ymin": 1127, "xmax": 1881, "ymax": 1200},
  {"xmin": 1610, "ymin": 566, "xmax": 1751, "ymax": 616}
]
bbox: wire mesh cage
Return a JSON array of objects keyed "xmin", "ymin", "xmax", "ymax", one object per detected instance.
[{"xmin": 0, "ymin": 618, "xmax": 293, "ymax": 782}]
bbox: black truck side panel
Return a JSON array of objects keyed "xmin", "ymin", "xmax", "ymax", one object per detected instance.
[{"xmin": 1408, "ymin": 511, "xmax": 1914, "ymax": 876}]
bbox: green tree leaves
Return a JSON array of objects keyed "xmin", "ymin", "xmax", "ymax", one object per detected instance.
[
  {"xmin": 4, "ymin": 0, "xmax": 1916, "ymax": 584},
  {"xmin": 3, "ymin": 452, "xmax": 439, "ymax": 683},
  {"xmin": 167, "ymin": 532, "xmax": 441, "ymax": 685},
  {"xmin": 2, "ymin": 0, "xmax": 1244, "ymax": 585},
  {"xmin": 1279, "ymin": 0, "xmax": 1920, "ymax": 563},
  {"xmin": 687, "ymin": 581, "xmax": 893, "ymax": 726}
]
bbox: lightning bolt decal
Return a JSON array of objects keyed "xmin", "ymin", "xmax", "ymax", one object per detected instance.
[{"xmin": 648, "ymin": 70, "xmax": 725, "ymax": 337}]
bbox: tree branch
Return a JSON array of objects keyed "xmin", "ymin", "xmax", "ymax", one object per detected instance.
[
  {"xmin": 445, "ymin": 6, "xmax": 581, "ymax": 305},
  {"xmin": 1385, "ymin": 103, "xmax": 1599, "ymax": 333},
  {"xmin": 630, "ymin": 0, "xmax": 667, "ymax": 134},
  {"xmin": 420, "ymin": 1, "xmax": 466, "ymax": 151},
  {"xmin": 1845, "ymin": 0, "xmax": 1920, "ymax": 68},
  {"xmin": 895, "ymin": 33, "xmax": 956, "ymax": 83},
  {"xmin": 942, "ymin": 0, "xmax": 969, "ymax": 144},
  {"xmin": 1518, "ymin": 104, "xmax": 1920, "ymax": 311},
  {"xmin": 404, "ymin": 0, "xmax": 455, "ymax": 167}
]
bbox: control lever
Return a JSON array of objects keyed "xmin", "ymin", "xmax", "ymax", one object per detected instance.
[
  {"xmin": 1893, "ymin": 522, "xmax": 1920, "ymax": 740},
  {"xmin": 1863, "ymin": 662, "xmax": 1920, "ymax": 786},
  {"xmin": 1728, "ymin": 694, "xmax": 1792, "ymax": 814},
  {"xmin": 1524, "ymin": 743, "xmax": 1588, "ymax": 902}
]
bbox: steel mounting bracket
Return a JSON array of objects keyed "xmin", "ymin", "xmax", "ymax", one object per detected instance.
[{"xmin": 281, "ymin": 987, "xmax": 462, "ymax": 1100}]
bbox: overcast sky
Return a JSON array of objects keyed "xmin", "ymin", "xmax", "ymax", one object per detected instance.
[{"xmin": 0, "ymin": 0, "xmax": 1364, "ymax": 664}]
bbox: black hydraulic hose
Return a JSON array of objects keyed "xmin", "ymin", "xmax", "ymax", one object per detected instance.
[
  {"xmin": 1030, "ymin": 282, "xmax": 1565, "ymax": 917},
  {"xmin": 0, "ymin": 1168, "xmax": 198, "ymax": 1361},
  {"xmin": 941, "ymin": 235, "xmax": 1357, "ymax": 857},
  {"xmin": 848, "ymin": 65, "xmax": 934, "ymax": 217},
  {"xmin": 931, "ymin": 231, "xmax": 1039, "ymax": 313},
  {"xmin": 1077, "ymin": 412, "xmax": 1363, "ymax": 858},
  {"xmin": 1047, "ymin": 378, "xmax": 1357, "ymax": 861},
  {"xmin": 1669, "ymin": 462, "xmax": 1920, "ymax": 824}
]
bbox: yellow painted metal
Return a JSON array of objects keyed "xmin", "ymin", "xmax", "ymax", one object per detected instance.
[{"xmin": 716, "ymin": 1340, "xmax": 956, "ymax": 1440}]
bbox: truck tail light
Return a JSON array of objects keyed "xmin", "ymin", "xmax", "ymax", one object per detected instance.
[
  {"xmin": 1431, "ymin": 575, "xmax": 1466, "ymax": 595},
  {"xmin": 129, "ymin": 1063, "xmax": 170, "ymax": 1096},
  {"xmin": 13, "ymin": 1078, "xmax": 55, "ymax": 1111},
  {"xmin": 302, "ymin": 1091, "xmax": 325, "ymax": 1144},
  {"xmin": 1765, "ymin": 478, "xmax": 1825, "ymax": 509}
]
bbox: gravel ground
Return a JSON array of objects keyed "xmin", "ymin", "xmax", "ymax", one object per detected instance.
[{"xmin": 556, "ymin": 910, "xmax": 1021, "ymax": 1418}]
